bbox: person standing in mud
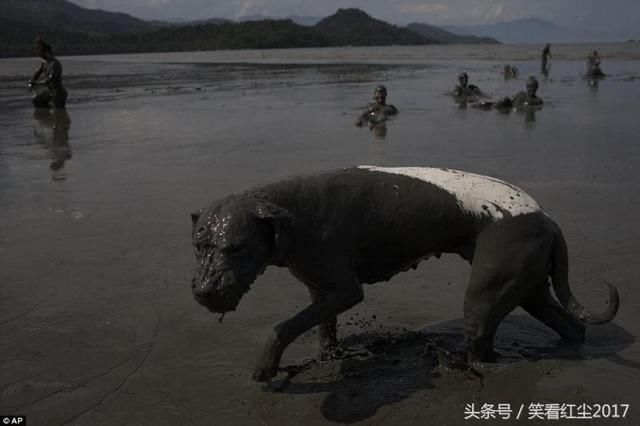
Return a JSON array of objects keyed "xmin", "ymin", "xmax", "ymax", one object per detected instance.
[
  {"xmin": 29, "ymin": 38, "xmax": 68, "ymax": 109},
  {"xmin": 541, "ymin": 43, "xmax": 552, "ymax": 75},
  {"xmin": 355, "ymin": 85, "xmax": 398, "ymax": 127}
]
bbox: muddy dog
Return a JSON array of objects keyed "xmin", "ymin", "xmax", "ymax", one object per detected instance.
[{"xmin": 190, "ymin": 167, "xmax": 619, "ymax": 381}]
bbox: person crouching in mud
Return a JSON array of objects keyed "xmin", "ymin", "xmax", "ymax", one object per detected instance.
[
  {"xmin": 453, "ymin": 72, "xmax": 483, "ymax": 99},
  {"xmin": 586, "ymin": 50, "xmax": 605, "ymax": 78},
  {"xmin": 28, "ymin": 38, "xmax": 68, "ymax": 109},
  {"xmin": 503, "ymin": 64, "xmax": 519, "ymax": 79},
  {"xmin": 355, "ymin": 85, "xmax": 398, "ymax": 127}
]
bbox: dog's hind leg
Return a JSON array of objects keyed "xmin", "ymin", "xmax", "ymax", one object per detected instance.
[
  {"xmin": 463, "ymin": 280, "xmax": 518, "ymax": 363},
  {"xmin": 463, "ymin": 218, "xmax": 553, "ymax": 363},
  {"xmin": 521, "ymin": 288, "xmax": 585, "ymax": 343},
  {"xmin": 309, "ymin": 288, "xmax": 338, "ymax": 356},
  {"xmin": 463, "ymin": 247, "xmax": 525, "ymax": 362}
]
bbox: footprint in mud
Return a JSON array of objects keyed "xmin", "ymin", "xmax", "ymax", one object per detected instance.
[
  {"xmin": 321, "ymin": 344, "xmax": 376, "ymax": 361},
  {"xmin": 426, "ymin": 342, "xmax": 485, "ymax": 387}
]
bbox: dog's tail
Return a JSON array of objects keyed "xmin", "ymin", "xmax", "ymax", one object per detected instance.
[{"xmin": 550, "ymin": 220, "xmax": 619, "ymax": 324}]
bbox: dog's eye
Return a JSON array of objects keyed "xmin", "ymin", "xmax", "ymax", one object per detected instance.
[
  {"xmin": 195, "ymin": 226, "xmax": 207, "ymax": 240},
  {"xmin": 193, "ymin": 242, "xmax": 206, "ymax": 256}
]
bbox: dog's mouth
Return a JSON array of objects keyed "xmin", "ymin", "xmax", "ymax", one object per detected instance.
[
  {"xmin": 191, "ymin": 271, "xmax": 249, "ymax": 314},
  {"xmin": 194, "ymin": 294, "xmax": 235, "ymax": 313},
  {"xmin": 193, "ymin": 287, "xmax": 243, "ymax": 313}
]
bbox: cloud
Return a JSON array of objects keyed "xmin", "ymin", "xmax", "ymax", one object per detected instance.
[{"xmin": 399, "ymin": 3, "xmax": 449, "ymax": 15}]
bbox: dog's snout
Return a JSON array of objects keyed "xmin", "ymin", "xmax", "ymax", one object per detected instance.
[{"xmin": 192, "ymin": 283, "xmax": 207, "ymax": 297}]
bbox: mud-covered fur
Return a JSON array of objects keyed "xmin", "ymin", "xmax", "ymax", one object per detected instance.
[{"xmin": 190, "ymin": 168, "xmax": 619, "ymax": 381}]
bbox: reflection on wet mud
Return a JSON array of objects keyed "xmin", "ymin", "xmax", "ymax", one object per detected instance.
[
  {"xmin": 33, "ymin": 108, "xmax": 72, "ymax": 180},
  {"xmin": 541, "ymin": 68, "xmax": 550, "ymax": 80},
  {"xmin": 587, "ymin": 76, "xmax": 605, "ymax": 90},
  {"xmin": 524, "ymin": 107, "xmax": 537, "ymax": 127},
  {"xmin": 371, "ymin": 122, "xmax": 387, "ymax": 139}
]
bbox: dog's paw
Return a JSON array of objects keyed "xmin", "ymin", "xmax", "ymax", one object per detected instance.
[{"xmin": 252, "ymin": 364, "xmax": 278, "ymax": 382}]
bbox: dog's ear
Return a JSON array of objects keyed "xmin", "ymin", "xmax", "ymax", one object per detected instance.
[
  {"xmin": 190, "ymin": 209, "xmax": 204, "ymax": 230},
  {"xmin": 254, "ymin": 201, "xmax": 294, "ymax": 266}
]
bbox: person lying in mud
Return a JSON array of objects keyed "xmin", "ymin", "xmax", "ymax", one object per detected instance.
[
  {"xmin": 475, "ymin": 76, "xmax": 543, "ymax": 111},
  {"xmin": 28, "ymin": 38, "xmax": 68, "ymax": 109},
  {"xmin": 503, "ymin": 64, "xmax": 519, "ymax": 79},
  {"xmin": 586, "ymin": 50, "xmax": 605, "ymax": 78},
  {"xmin": 452, "ymin": 72, "xmax": 483, "ymax": 99},
  {"xmin": 355, "ymin": 85, "xmax": 398, "ymax": 127}
]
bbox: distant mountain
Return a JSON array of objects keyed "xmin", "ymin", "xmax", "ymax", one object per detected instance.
[
  {"xmin": 237, "ymin": 15, "xmax": 281, "ymax": 22},
  {"xmin": 237, "ymin": 14, "xmax": 320, "ymax": 26},
  {"xmin": 113, "ymin": 20, "xmax": 327, "ymax": 52},
  {"xmin": 0, "ymin": 0, "xmax": 153, "ymax": 35},
  {"xmin": 148, "ymin": 18, "xmax": 231, "ymax": 28},
  {"xmin": 286, "ymin": 15, "xmax": 322, "ymax": 26},
  {"xmin": 184, "ymin": 17, "xmax": 233, "ymax": 26},
  {"xmin": 0, "ymin": 6, "xmax": 446, "ymax": 57},
  {"xmin": 314, "ymin": 8, "xmax": 433, "ymax": 46},
  {"xmin": 443, "ymin": 18, "xmax": 576, "ymax": 44},
  {"xmin": 406, "ymin": 23, "xmax": 499, "ymax": 45}
]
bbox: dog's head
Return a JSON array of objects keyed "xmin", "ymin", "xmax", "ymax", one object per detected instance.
[{"xmin": 190, "ymin": 196, "xmax": 293, "ymax": 314}]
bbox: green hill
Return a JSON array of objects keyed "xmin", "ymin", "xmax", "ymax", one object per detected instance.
[
  {"xmin": 1, "ymin": 4, "xmax": 450, "ymax": 57},
  {"xmin": 0, "ymin": 0, "xmax": 153, "ymax": 35},
  {"xmin": 314, "ymin": 8, "xmax": 434, "ymax": 46},
  {"xmin": 106, "ymin": 20, "xmax": 327, "ymax": 53}
]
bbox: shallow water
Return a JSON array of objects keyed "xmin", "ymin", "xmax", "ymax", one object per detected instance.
[{"xmin": 1, "ymin": 45, "xmax": 639, "ymax": 425}]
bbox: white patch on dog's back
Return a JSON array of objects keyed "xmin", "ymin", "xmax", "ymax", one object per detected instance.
[{"xmin": 359, "ymin": 166, "xmax": 541, "ymax": 220}]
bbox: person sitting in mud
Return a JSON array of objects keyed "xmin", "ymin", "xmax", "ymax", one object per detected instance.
[
  {"xmin": 355, "ymin": 85, "xmax": 398, "ymax": 127},
  {"xmin": 28, "ymin": 38, "xmax": 68, "ymax": 109},
  {"xmin": 503, "ymin": 64, "xmax": 519, "ymax": 79},
  {"xmin": 501, "ymin": 76, "xmax": 543, "ymax": 109},
  {"xmin": 512, "ymin": 76, "xmax": 543, "ymax": 108},
  {"xmin": 586, "ymin": 50, "xmax": 605, "ymax": 77},
  {"xmin": 452, "ymin": 72, "xmax": 483, "ymax": 98}
]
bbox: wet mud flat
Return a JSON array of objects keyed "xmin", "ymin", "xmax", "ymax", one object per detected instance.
[
  {"xmin": 259, "ymin": 316, "xmax": 634, "ymax": 425},
  {"xmin": 1, "ymin": 46, "xmax": 640, "ymax": 425}
]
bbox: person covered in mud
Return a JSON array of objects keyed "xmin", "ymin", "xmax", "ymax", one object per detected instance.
[
  {"xmin": 503, "ymin": 64, "xmax": 519, "ymax": 79},
  {"xmin": 586, "ymin": 50, "xmax": 605, "ymax": 77},
  {"xmin": 496, "ymin": 76, "xmax": 543, "ymax": 110},
  {"xmin": 452, "ymin": 72, "xmax": 483, "ymax": 98},
  {"xmin": 475, "ymin": 76, "xmax": 543, "ymax": 111},
  {"xmin": 541, "ymin": 43, "xmax": 552, "ymax": 74},
  {"xmin": 28, "ymin": 38, "xmax": 68, "ymax": 109},
  {"xmin": 355, "ymin": 85, "xmax": 398, "ymax": 127}
]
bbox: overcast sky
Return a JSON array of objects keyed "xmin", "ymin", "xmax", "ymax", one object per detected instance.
[{"xmin": 70, "ymin": 0, "xmax": 639, "ymax": 32}]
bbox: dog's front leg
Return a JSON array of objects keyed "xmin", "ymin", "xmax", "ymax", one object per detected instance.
[{"xmin": 253, "ymin": 283, "xmax": 363, "ymax": 382}]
